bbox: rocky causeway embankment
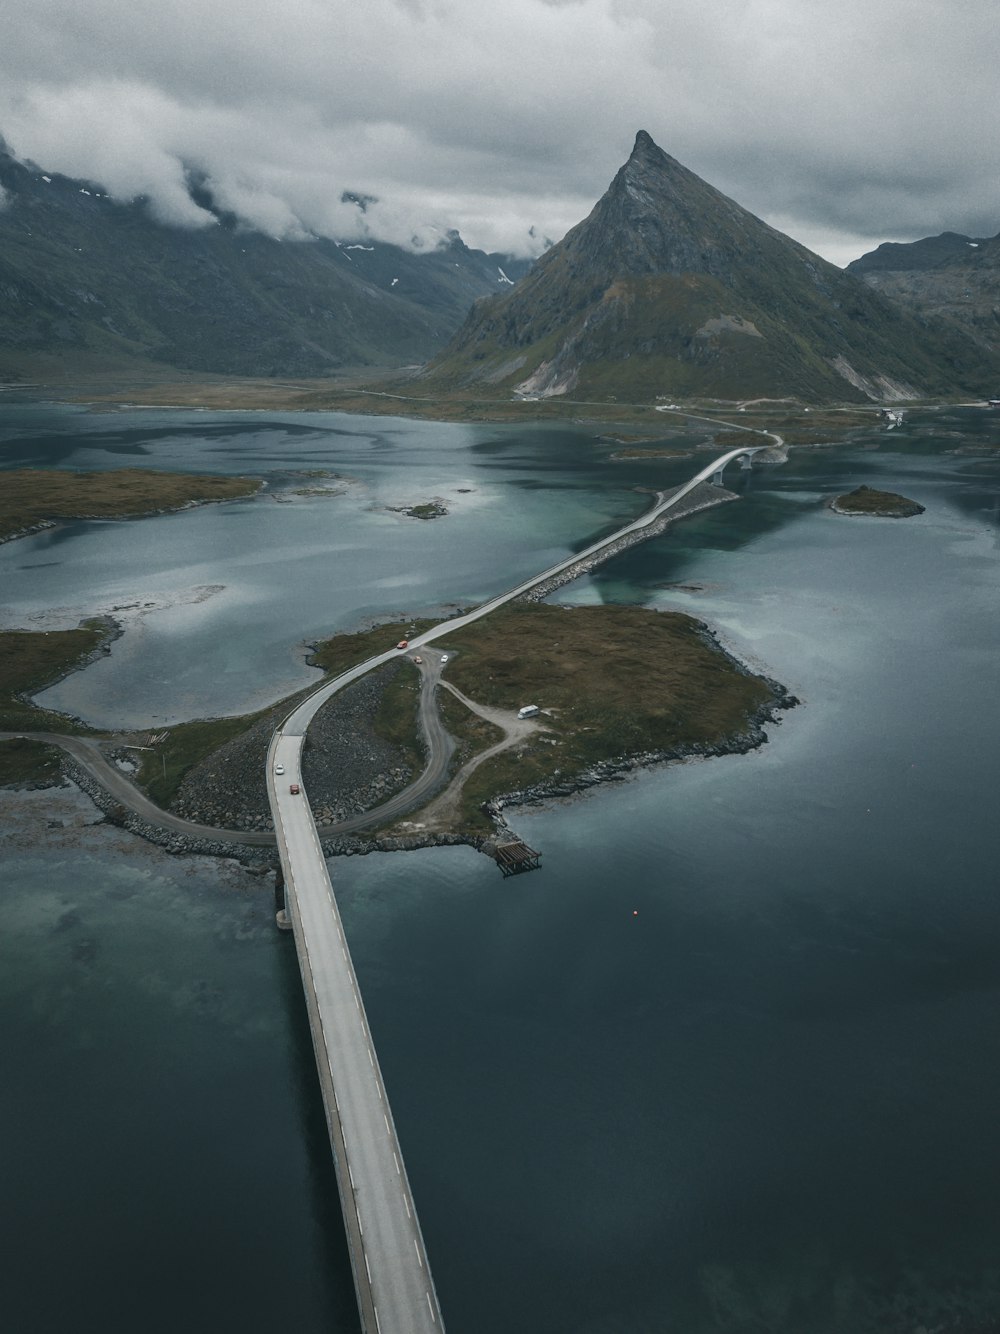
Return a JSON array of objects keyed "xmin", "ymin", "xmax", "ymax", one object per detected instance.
[
  {"xmin": 169, "ymin": 661, "xmax": 416, "ymax": 832},
  {"xmin": 519, "ymin": 482, "xmax": 738, "ymax": 602}
]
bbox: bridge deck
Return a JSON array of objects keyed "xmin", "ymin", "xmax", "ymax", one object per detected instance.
[{"xmin": 269, "ymin": 732, "xmax": 444, "ymax": 1334}]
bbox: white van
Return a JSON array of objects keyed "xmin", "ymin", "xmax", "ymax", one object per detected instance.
[{"xmin": 517, "ymin": 705, "xmax": 540, "ymax": 719}]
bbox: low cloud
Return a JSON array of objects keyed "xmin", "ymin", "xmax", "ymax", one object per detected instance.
[{"xmin": 2, "ymin": 0, "xmax": 997, "ymax": 263}]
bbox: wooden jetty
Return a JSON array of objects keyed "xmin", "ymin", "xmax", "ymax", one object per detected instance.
[{"xmin": 493, "ymin": 840, "xmax": 542, "ymax": 877}]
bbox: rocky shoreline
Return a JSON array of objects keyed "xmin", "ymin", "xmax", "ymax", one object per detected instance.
[
  {"xmin": 64, "ymin": 754, "xmax": 484, "ymax": 864},
  {"xmin": 484, "ymin": 635, "xmax": 798, "ymax": 823}
]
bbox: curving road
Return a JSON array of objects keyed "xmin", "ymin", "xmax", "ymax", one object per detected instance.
[
  {"xmin": 6, "ymin": 440, "xmax": 775, "ymax": 1334},
  {"xmin": 264, "ymin": 440, "xmax": 773, "ymax": 1333}
]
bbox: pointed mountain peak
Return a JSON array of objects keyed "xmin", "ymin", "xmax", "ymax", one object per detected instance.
[{"xmin": 623, "ymin": 129, "xmax": 681, "ymax": 173}]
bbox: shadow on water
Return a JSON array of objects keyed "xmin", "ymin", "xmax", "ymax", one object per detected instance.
[{"xmin": 275, "ymin": 930, "xmax": 364, "ymax": 1333}]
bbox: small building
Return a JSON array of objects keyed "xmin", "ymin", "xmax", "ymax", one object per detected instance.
[{"xmin": 517, "ymin": 704, "xmax": 540, "ymax": 719}]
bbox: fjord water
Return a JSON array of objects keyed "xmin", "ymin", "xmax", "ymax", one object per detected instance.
[{"xmin": 2, "ymin": 404, "xmax": 999, "ymax": 1332}]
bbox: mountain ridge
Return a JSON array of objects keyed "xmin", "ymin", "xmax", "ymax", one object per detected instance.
[
  {"xmin": 848, "ymin": 230, "xmax": 1000, "ymax": 362},
  {"xmin": 421, "ymin": 132, "xmax": 996, "ymax": 403},
  {"xmin": 0, "ymin": 146, "xmax": 531, "ymax": 380}
]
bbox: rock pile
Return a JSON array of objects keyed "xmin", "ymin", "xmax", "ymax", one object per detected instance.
[
  {"xmin": 169, "ymin": 660, "xmax": 416, "ymax": 832},
  {"xmin": 302, "ymin": 662, "xmax": 415, "ymax": 816}
]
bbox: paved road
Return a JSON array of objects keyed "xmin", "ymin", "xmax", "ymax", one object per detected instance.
[
  {"xmin": 5, "ymin": 440, "xmax": 772, "ymax": 859},
  {"xmin": 268, "ymin": 731, "xmax": 445, "ymax": 1334},
  {"xmin": 320, "ymin": 650, "xmax": 455, "ymax": 835},
  {"xmin": 279, "ymin": 441, "xmax": 773, "ymax": 745},
  {"xmin": 0, "ymin": 731, "xmax": 277, "ymax": 844}
]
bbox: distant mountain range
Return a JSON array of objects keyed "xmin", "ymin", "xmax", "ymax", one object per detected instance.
[
  {"xmin": 3, "ymin": 133, "xmax": 998, "ymax": 402},
  {"xmin": 848, "ymin": 231, "xmax": 1000, "ymax": 365},
  {"xmin": 421, "ymin": 132, "xmax": 997, "ymax": 403},
  {"xmin": 0, "ymin": 145, "xmax": 531, "ymax": 380}
]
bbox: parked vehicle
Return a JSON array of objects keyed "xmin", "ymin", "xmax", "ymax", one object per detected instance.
[{"xmin": 517, "ymin": 705, "xmax": 540, "ymax": 719}]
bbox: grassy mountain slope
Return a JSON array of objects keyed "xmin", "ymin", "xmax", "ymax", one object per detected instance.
[{"xmin": 421, "ymin": 132, "xmax": 996, "ymax": 403}]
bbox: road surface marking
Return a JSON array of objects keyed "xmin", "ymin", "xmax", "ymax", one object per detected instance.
[
  {"xmin": 393, "ymin": 1152, "xmax": 401, "ymax": 1176},
  {"xmin": 427, "ymin": 1293, "xmax": 437, "ymax": 1323},
  {"xmin": 404, "ymin": 1195, "xmax": 412, "ymax": 1217},
  {"xmin": 414, "ymin": 1239, "xmax": 424, "ymax": 1268}
]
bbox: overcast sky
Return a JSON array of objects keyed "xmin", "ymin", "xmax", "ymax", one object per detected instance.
[{"xmin": 2, "ymin": 0, "xmax": 997, "ymax": 266}]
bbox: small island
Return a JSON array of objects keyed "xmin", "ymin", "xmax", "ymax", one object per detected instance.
[
  {"xmin": 830, "ymin": 485, "xmax": 925, "ymax": 518},
  {"xmin": 0, "ymin": 468, "xmax": 261, "ymax": 544},
  {"xmin": 389, "ymin": 500, "xmax": 449, "ymax": 520}
]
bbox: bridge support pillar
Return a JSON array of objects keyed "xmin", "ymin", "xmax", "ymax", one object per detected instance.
[
  {"xmin": 274, "ymin": 866, "xmax": 293, "ymax": 930},
  {"xmin": 712, "ymin": 469, "xmax": 724, "ymax": 485}
]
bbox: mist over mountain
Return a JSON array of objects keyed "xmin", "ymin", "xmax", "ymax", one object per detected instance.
[
  {"xmin": 422, "ymin": 132, "xmax": 996, "ymax": 403},
  {"xmin": 0, "ymin": 146, "xmax": 531, "ymax": 381}
]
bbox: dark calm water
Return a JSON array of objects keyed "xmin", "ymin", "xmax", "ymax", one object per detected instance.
[{"xmin": 2, "ymin": 403, "xmax": 999, "ymax": 1332}]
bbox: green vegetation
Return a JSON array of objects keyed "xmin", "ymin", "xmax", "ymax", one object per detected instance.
[
  {"xmin": 832, "ymin": 485, "xmax": 925, "ymax": 516},
  {"xmin": 137, "ymin": 710, "xmax": 274, "ymax": 809},
  {"xmin": 0, "ymin": 622, "xmax": 110, "ymax": 731},
  {"xmin": 611, "ymin": 446, "xmax": 694, "ymax": 460},
  {"xmin": 0, "ymin": 468, "xmax": 261, "ymax": 543},
  {"xmin": 401, "ymin": 502, "xmax": 448, "ymax": 520},
  {"xmin": 0, "ymin": 736, "xmax": 64, "ymax": 786},
  {"xmin": 308, "ymin": 618, "xmax": 440, "ymax": 676},
  {"xmin": 434, "ymin": 602, "xmax": 778, "ymax": 831}
]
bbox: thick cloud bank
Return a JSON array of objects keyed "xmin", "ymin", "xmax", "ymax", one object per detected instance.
[{"xmin": 3, "ymin": 0, "xmax": 997, "ymax": 264}]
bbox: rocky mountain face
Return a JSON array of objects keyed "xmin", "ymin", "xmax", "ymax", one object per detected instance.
[
  {"xmin": 422, "ymin": 131, "xmax": 996, "ymax": 403},
  {"xmin": 848, "ymin": 232, "xmax": 1000, "ymax": 364},
  {"xmin": 0, "ymin": 147, "xmax": 531, "ymax": 380}
]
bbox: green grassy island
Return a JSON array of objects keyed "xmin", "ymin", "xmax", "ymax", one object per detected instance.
[
  {"xmin": 0, "ymin": 468, "xmax": 261, "ymax": 544},
  {"xmin": 432, "ymin": 602, "xmax": 791, "ymax": 830},
  {"xmin": 0, "ymin": 603, "xmax": 792, "ymax": 841},
  {"xmin": 830, "ymin": 484, "xmax": 925, "ymax": 517}
]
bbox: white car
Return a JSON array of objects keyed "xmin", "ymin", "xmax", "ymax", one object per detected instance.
[
  {"xmin": 440, "ymin": 653, "xmax": 449, "ymax": 663},
  {"xmin": 274, "ymin": 763, "xmax": 285, "ymax": 775}
]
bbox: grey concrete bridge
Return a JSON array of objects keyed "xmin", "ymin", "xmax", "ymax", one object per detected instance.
[{"xmin": 265, "ymin": 437, "xmax": 774, "ymax": 1333}]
